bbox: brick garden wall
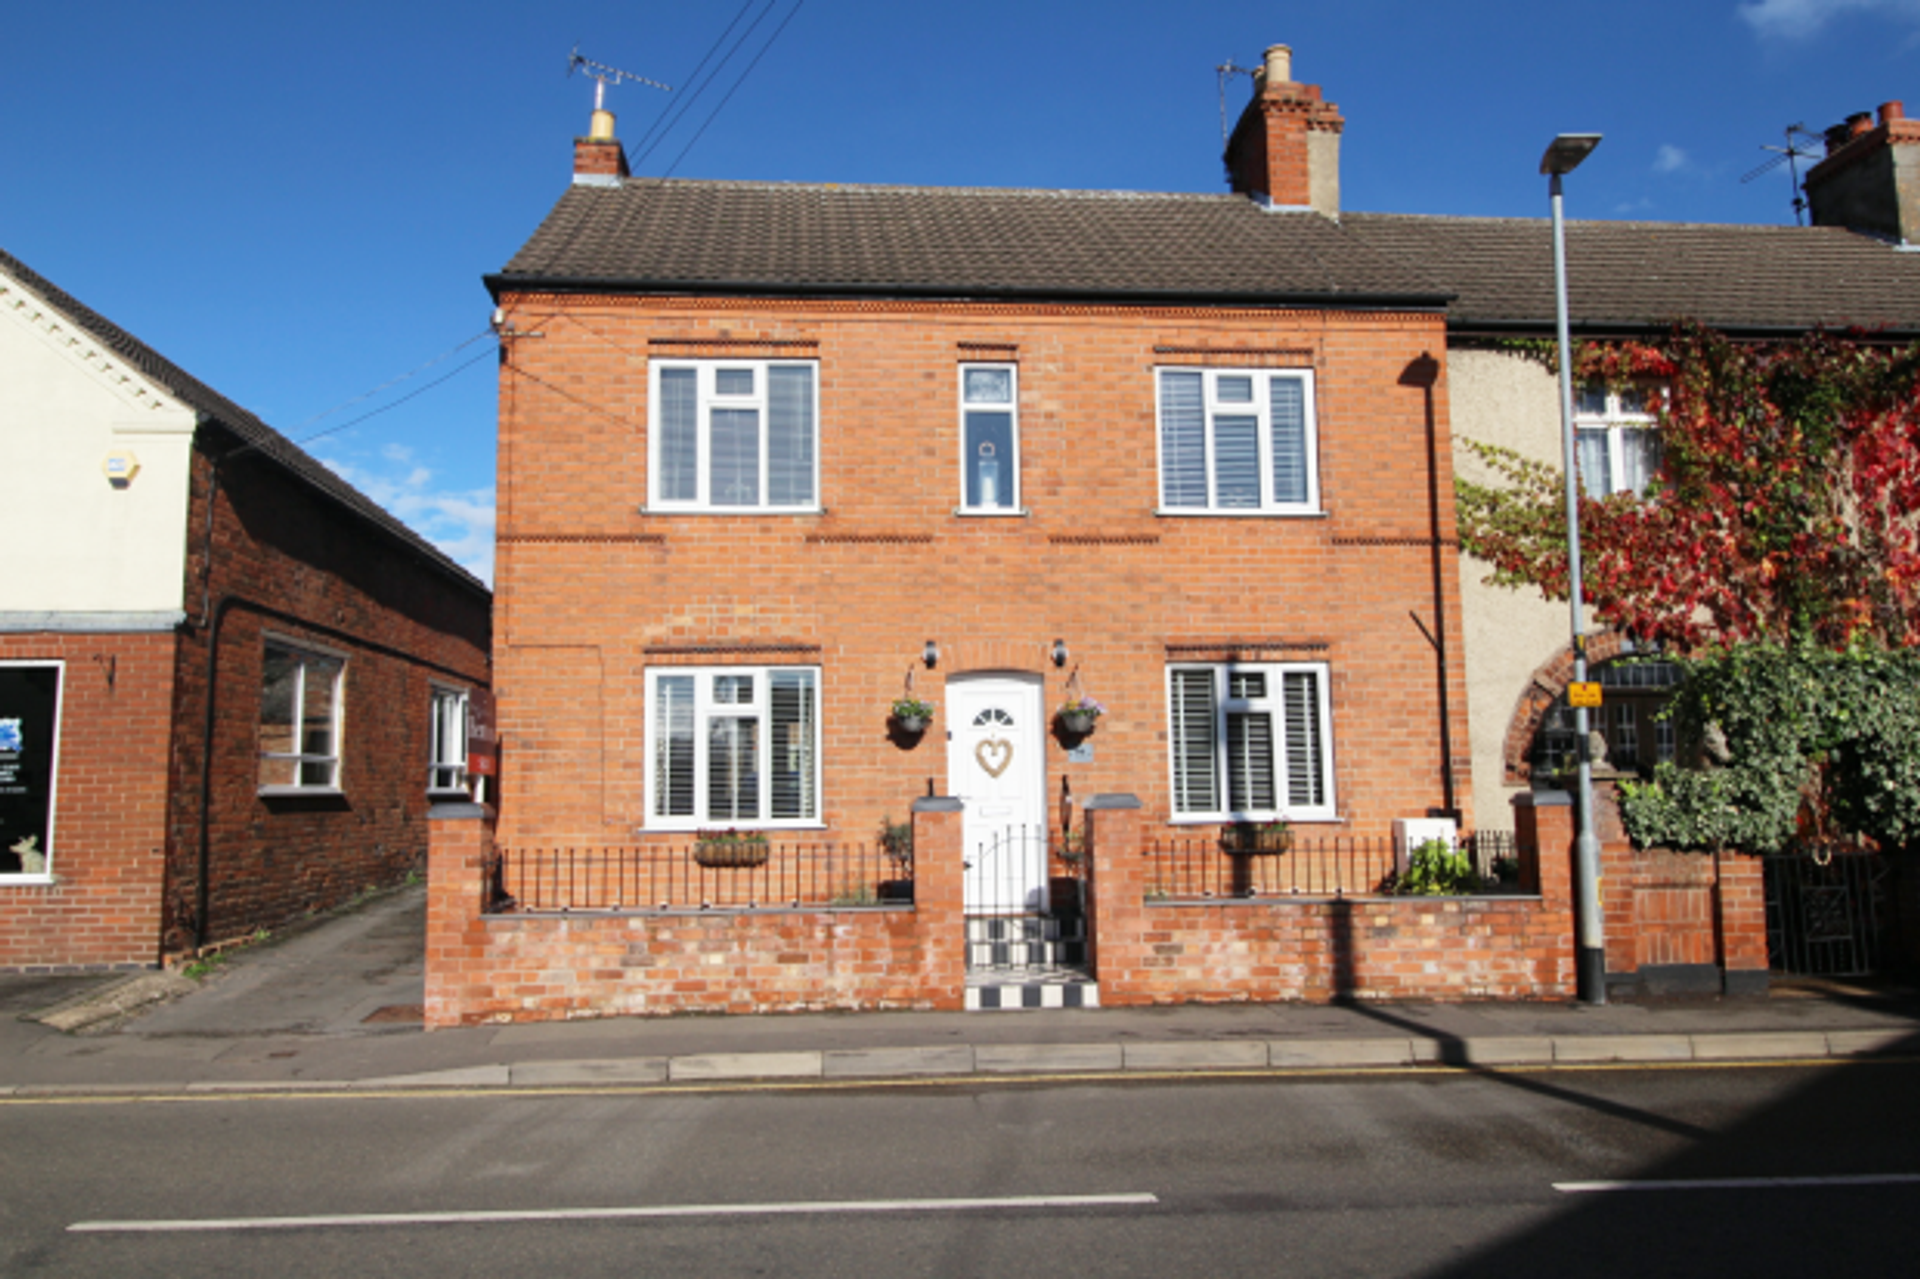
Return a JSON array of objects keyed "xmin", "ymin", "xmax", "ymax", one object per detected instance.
[
  {"xmin": 160, "ymin": 444, "xmax": 492, "ymax": 954},
  {"xmin": 0, "ymin": 631, "xmax": 175, "ymax": 969}
]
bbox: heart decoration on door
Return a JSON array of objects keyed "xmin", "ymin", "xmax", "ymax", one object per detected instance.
[{"xmin": 975, "ymin": 737, "xmax": 1013, "ymax": 778}]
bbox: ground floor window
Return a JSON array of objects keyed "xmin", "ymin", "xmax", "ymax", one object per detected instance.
[
  {"xmin": 1167, "ymin": 662, "xmax": 1335, "ymax": 821},
  {"xmin": 429, "ymin": 685, "xmax": 469, "ymax": 796},
  {"xmin": 645, "ymin": 666, "xmax": 819, "ymax": 829},
  {"xmin": 0, "ymin": 661, "xmax": 62, "ymax": 879},
  {"xmin": 258, "ymin": 638, "xmax": 346, "ymax": 793}
]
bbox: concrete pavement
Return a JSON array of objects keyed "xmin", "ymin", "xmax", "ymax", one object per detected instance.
[{"xmin": 5, "ymin": 884, "xmax": 1918, "ymax": 1096}]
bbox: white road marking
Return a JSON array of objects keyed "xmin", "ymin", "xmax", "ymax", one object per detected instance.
[
  {"xmin": 69, "ymin": 1192, "xmax": 1161, "ymax": 1234},
  {"xmin": 1555, "ymin": 1174, "xmax": 1920, "ymax": 1193}
]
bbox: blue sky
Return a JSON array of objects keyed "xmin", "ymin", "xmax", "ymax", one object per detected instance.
[{"xmin": 7, "ymin": 0, "xmax": 1918, "ymax": 584}]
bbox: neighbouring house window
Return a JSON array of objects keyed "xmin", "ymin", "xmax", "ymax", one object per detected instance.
[
  {"xmin": 0, "ymin": 661, "xmax": 63, "ymax": 880},
  {"xmin": 258, "ymin": 639, "xmax": 345, "ymax": 792},
  {"xmin": 650, "ymin": 360, "xmax": 819, "ymax": 510},
  {"xmin": 429, "ymin": 685, "xmax": 469, "ymax": 796},
  {"xmin": 646, "ymin": 667, "xmax": 820, "ymax": 828},
  {"xmin": 1167, "ymin": 663, "xmax": 1335, "ymax": 821},
  {"xmin": 1531, "ymin": 658, "xmax": 1683, "ymax": 779},
  {"xmin": 960, "ymin": 364, "xmax": 1019, "ymax": 512},
  {"xmin": 1575, "ymin": 383, "xmax": 1664, "ymax": 497},
  {"xmin": 1157, "ymin": 368, "xmax": 1318, "ymax": 513}
]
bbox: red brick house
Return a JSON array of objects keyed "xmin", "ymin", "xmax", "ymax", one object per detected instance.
[
  {"xmin": 428, "ymin": 49, "xmax": 1628, "ymax": 1025},
  {"xmin": 0, "ymin": 247, "xmax": 492, "ymax": 970}
]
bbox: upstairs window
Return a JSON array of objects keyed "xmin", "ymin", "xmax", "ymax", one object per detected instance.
[
  {"xmin": 1167, "ymin": 663, "xmax": 1335, "ymax": 822},
  {"xmin": 259, "ymin": 639, "xmax": 345, "ymax": 793},
  {"xmin": 1575, "ymin": 383, "xmax": 1664, "ymax": 497},
  {"xmin": 429, "ymin": 685, "xmax": 469, "ymax": 796},
  {"xmin": 646, "ymin": 667, "xmax": 820, "ymax": 829},
  {"xmin": 1157, "ymin": 368, "xmax": 1318, "ymax": 514},
  {"xmin": 959, "ymin": 364, "xmax": 1020, "ymax": 513},
  {"xmin": 650, "ymin": 360, "xmax": 819, "ymax": 511}
]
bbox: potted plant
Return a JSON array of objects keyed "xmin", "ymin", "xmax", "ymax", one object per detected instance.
[
  {"xmin": 1056, "ymin": 695, "xmax": 1105, "ymax": 737},
  {"xmin": 890, "ymin": 694, "xmax": 935, "ymax": 735},
  {"xmin": 1053, "ymin": 825, "xmax": 1086, "ymax": 865},
  {"xmin": 1225, "ymin": 818, "xmax": 1293, "ymax": 856},
  {"xmin": 692, "ymin": 827, "xmax": 771, "ymax": 868}
]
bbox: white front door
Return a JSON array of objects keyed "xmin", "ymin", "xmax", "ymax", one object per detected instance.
[{"xmin": 947, "ymin": 674, "xmax": 1047, "ymax": 913}]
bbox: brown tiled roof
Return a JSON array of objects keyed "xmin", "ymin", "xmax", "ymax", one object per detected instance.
[
  {"xmin": 491, "ymin": 179, "xmax": 1448, "ymax": 305},
  {"xmin": 0, "ymin": 247, "xmax": 488, "ymax": 598},
  {"xmin": 1342, "ymin": 213, "xmax": 1920, "ymax": 337}
]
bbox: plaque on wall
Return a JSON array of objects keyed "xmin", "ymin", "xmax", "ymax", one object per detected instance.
[{"xmin": 0, "ymin": 664, "xmax": 62, "ymax": 876}]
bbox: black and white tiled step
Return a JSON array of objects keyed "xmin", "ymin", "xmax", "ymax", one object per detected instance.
[
  {"xmin": 966, "ymin": 914, "xmax": 1088, "ymax": 971},
  {"xmin": 965, "ymin": 972, "xmax": 1099, "ymax": 1010}
]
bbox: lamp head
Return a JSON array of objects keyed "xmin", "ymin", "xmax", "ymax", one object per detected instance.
[{"xmin": 1540, "ymin": 133, "xmax": 1602, "ymax": 176}]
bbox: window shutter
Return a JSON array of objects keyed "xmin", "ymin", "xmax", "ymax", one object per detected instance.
[
  {"xmin": 1269, "ymin": 376, "xmax": 1309, "ymax": 505},
  {"xmin": 1282, "ymin": 670, "xmax": 1325, "ymax": 807},
  {"xmin": 1169, "ymin": 668, "xmax": 1219, "ymax": 813},
  {"xmin": 1160, "ymin": 372, "xmax": 1208, "ymax": 508},
  {"xmin": 1213, "ymin": 413, "xmax": 1261, "ymax": 509},
  {"xmin": 659, "ymin": 368, "xmax": 699, "ymax": 503},
  {"xmin": 769, "ymin": 670, "xmax": 816, "ymax": 820},
  {"xmin": 653, "ymin": 675, "xmax": 696, "ymax": 818},
  {"xmin": 767, "ymin": 365, "xmax": 814, "ymax": 506}
]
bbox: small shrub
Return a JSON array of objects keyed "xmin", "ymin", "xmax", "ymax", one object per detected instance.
[{"xmin": 1396, "ymin": 839, "xmax": 1482, "ymax": 896}]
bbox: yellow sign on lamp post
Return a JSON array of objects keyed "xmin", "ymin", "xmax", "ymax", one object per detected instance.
[{"xmin": 1567, "ymin": 681, "xmax": 1603, "ymax": 709}]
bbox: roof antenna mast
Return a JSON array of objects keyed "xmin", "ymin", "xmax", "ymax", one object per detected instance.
[
  {"xmin": 1741, "ymin": 123, "xmax": 1823, "ymax": 225},
  {"xmin": 567, "ymin": 45, "xmax": 672, "ymax": 111},
  {"xmin": 1216, "ymin": 59, "xmax": 1258, "ymax": 148}
]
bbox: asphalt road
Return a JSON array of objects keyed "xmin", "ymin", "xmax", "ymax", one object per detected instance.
[{"xmin": 5, "ymin": 1062, "xmax": 1918, "ymax": 1277}]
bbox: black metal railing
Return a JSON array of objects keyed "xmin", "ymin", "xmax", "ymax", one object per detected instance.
[
  {"xmin": 1764, "ymin": 845, "xmax": 1895, "ymax": 977},
  {"xmin": 1143, "ymin": 831, "xmax": 1530, "ymax": 901},
  {"xmin": 489, "ymin": 841, "xmax": 912, "ymax": 913}
]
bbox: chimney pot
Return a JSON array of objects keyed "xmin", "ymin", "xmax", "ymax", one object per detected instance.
[
  {"xmin": 589, "ymin": 108, "xmax": 617, "ymax": 141},
  {"xmin": 1263, "ymin": 44, "xmax": 1292, "ymax": 87},
  {"xmin": 1880, "ymin": 100, "xmax": 1906, "ymax": 125}
]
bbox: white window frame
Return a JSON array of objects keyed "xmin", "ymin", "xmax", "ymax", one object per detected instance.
[
  {"xmin": 428, "ymin": 684, "xmax": 470, "ymax": 797},
  {"xmin": 647, "ymin": 359, "xmax": 821, "ymax": 512},
  {"xmin": 957, "ymin": 362, "xmax": 1023, "ymax": 515},
  {"xmin": 1155, "ymin": 367, "xmax": 1320, "ymax": 515},
  {"xmin": 1574, "ymin": 381, "xmax": 1664, "ymax": 497},
  {"xmin": 258, "ymin": 636, "xmax": 346, "ymax": 795},
  {"xmin": 0, "ymin": 659, "xmax": 64, "ymax": 884},
  {"xmin": 642, "ymin": 665, "xmax": 823, "ymax": 831},
  {"xmin": 1166, "ymin": 662, "xmax": 1336, "ymax": 823}
]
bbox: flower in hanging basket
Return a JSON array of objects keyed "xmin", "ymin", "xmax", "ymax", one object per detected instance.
[
  {"xmin": 693, "ymin": 827, "xmax": 772, "ymax": 868},
  {"xmin": 889, "ymin": 695, "xmax": 936, "ymax": 733},
  {"xmin": 1226, "ymin": 819, "xmax": 1293, "ymax": 856},
  {"xmin": 1056, "ymin": 696, "xmax": 1105, "ymax": 736}
]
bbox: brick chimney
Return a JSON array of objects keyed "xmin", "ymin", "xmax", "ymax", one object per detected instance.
[
  {"xmin": 573, "ymin": 107, "xmax": 629, "ymax": 186},
  {"xmin": 1224, "ymin": 44, "xmax": 1344, "ymax": 216},
  {"xmin": 1804, "ymin": 100, "xmax": 1920, "ymax": 244}
]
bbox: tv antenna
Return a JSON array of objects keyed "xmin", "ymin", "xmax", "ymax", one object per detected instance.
[
  {"xmin": 1216, "ymin": 59, "xmax": 1259, "ymax": 147},
  {"xmin": 568, "ymin": 46, "xmax": 672, "ymax": 112},
  {"xmin": 1740, "ymin": 123, "xmax": 1823, "ymax": 225}
]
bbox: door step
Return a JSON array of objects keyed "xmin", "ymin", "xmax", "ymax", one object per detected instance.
[
  {"xmin": 966, "ymin": 913, "xmax": 1087, "ymax": 970},
  {"xmin": 965, "ymin": 971, "xmax": 1100, "ymax": 1010}
]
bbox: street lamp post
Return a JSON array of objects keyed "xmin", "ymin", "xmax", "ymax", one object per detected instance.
[{"xmin": 1542, "ymin": 132, "xmax": 1607, "ymax": 1005}]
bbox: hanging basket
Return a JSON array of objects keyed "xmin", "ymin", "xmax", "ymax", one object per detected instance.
[
  {"xmin": 1057, "ymin": 708, "xmax": 1098, "ymax": 736},
  {"xmin": 891, "ymin": 714, "xmax": 931, "ymax": 736},
  {"xmin": 694, "ymin": 839, "xmax": 771, "ymax": 869}
]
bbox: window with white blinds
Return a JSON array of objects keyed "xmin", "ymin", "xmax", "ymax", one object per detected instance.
[
  {"xmin": 1156, "ymin": 368, "xmax": 1318, "ymax": 513},
  {"xmin": 1166, "ymin": 663, "xmax": 1334, "ymax": 820},
  {"xmin": 650, "ymin": 361, "xmax": 819, "ymax": 510},
  {"xmin": 646, "ymin": 667, "xmax": 820, "ymax": 828},
  {"xmin": 428, "ymin": 685, "xmax": 469, "ymax": 795}
]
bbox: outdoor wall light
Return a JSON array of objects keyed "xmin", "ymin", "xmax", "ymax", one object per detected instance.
[
  {"xmin": 923, "ymin": 640, "xmax": 939, "ymax": 669},
  {"xmin": 1051, "ymin": 639, "xmax": 1068, "ymax": 668}
]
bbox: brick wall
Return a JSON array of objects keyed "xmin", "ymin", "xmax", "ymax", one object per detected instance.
[
  {"xmin": 160, "ymin": 444, "xmax": 492, "ymax": 953},
  {"xmin": 0, "ymin": 631, "xmax": 175, "ymax": 968},
  {"xmin": 490, "ymin": 294, "xmax": 1469, "ymax": 854}
]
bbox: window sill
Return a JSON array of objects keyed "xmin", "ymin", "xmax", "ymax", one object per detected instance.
[
  {"xmin": 1167, "ymin": 813, "xmax": 1342, "ymax": 827},
  {"xmin": 1155, "ymin": 508, "xmax": 1327, "ymax": 519},
  {"xmin": 953, "ymin": 507, "xmax": 1029, "ymax": 518},
  {"xmin": 428, "ymin": 787, "xmax": 473, "ymax": 801},
  {"xmin": 0, "ymin": 874, "xmax": 55, "ymax": 887},
  {"xmin": 258, "ymin": 786, "xmax": 345, "ymax": 799},
  {"xmin": 640, "ymin": 822, "xmax": 830, "ymax": 835},
  {"xmin": 638, "ymin": 506, "xmax": 827, "ymax": 517}
]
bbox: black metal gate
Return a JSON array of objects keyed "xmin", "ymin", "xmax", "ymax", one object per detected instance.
[
  {"xmin": 964, "ymin": 825, "xmax": 1088, "ymax": 976},
  {"xmin": 1763, "ymin": 846, "xmax": 1895, "ymax": 977}
]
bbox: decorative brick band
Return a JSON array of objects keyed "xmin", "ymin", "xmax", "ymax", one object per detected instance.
[
  {"xmin": 1166, "ymin": 639, "xmax": 1330, "ymax": 656},
  {"xmin": 1331, "ymin": 536, "xmax": 1459, "ymax": 548},
  {"xmin": 499, "ymin": 533, "xmax": 668, "ymax": 544},
  {"xmin": 804, "ymin": 533, "xmax": 935, "ymax": 545},
  {"xmin": 956, "ymin": 341, "xmax": 1018, "ymax": 353},
  {"xmin": 647, "ymin": 337, "xmax": 820, "ymax": 349},
  {"xmin": 1047, "ymin": 534, "xmax": 1162, "ymax": 546},
  {"xmin": 642, "ymin": 641, "xmax": 822, "ymax": 657}
]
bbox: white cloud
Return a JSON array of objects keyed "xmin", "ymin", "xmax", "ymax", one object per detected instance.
[
  {"xmin": 1653, "ymin": 145, "xmax": 1690, "ymax": 174},
  {"xmin": 318, "ymin": 455, "xmax": 496, "ymax": 587},
  {"xmin": 1739, "ymin": 0, "xmax": 1920, "ymax": 39}
]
